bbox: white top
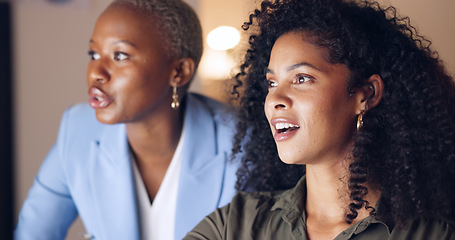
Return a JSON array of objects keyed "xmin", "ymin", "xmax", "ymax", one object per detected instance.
[{"xmin": 131, "ymin": 129, "xmax": 185, "ymax": 240}]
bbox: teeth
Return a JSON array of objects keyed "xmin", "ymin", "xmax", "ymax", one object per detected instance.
[
  {"xmin": 95, "ymin": 96, "xmax": 104, "ymax": 101},
  {"xmin": 275, "ymin": 122, "xmax": 299, "ymax": 130}
]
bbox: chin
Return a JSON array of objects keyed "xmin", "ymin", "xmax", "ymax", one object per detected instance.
[
  {"xmin": 95, "ymin": 112, "xmax": 119, "ymax": 125},
  {"xmin": 277, "ymin": 151, "xmax": 304, "ymax": 165}
]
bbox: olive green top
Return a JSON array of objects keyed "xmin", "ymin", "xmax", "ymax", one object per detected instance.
[{"xmin": 184, "ymin": 176, "xmax": 455, "ymax": 240}]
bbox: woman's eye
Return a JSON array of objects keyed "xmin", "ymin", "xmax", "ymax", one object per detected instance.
[
  {"xmin": 114, "ymin": 52, "xmax": 129, "ymax": 61},
  {"xmin": 267, "ymin": 80, "xmax": 278, "ymax": 88},
  {"xmin": 88, "ymin": 51, "xmax": 100, "ymax": 60},
  {"xmin": 294, "ymin": 74, "xmax": 313, "ymax": 84}
]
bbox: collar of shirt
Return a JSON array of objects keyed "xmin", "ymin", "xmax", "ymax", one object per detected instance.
[{"xmin": 270, "ymin": 175, "xmax": 391, "ymax": 239}]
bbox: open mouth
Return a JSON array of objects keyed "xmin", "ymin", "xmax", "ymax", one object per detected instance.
[
  {"xmin": 88, "ymin": 87, "xmax": 112, "ymax": 109},
  {"xmin": 95, "ymin": 96, "xmax": 105, "ymax": 102},
  {"xmin": 275, "ymin": 122, "xmax": 300, "ymax": 133}
]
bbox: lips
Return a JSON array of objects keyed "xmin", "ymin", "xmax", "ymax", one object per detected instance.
[
  {"xmin": 88, "ymin": 87, "xmax": 113, "ymax": 109},
  {"xmin": 270, "ymin": 118, "xmax": 300, "ymax": 141}
]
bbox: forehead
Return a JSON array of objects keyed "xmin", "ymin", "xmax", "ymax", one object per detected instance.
[
  {"xmin": 268, "ymin": 31, "xmax": 334, "ymax": 71},
  {"xmin": 100, "ymin": 3, "xmax": 151, "ymax": 27},
  {"xmin": 273, "ymin": 32, "xmax": 330, "ymax": 60},
  {"xmin": 93, "ymin": 3, "xmax": 163, "ymax": 45}
]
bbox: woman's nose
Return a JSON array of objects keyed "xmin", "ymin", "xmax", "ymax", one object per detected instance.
[
  {"xmin": 87, "ymin": 59, "xmax": 109, "ymax": 84},
  {"xmin": 265, "ymin": 86, "xmax": 292, "ymax": 111}
]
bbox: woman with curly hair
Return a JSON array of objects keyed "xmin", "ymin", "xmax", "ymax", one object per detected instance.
[{"xmin": 185, "ymin": 0, "xmax": 455, "ymax": 239}]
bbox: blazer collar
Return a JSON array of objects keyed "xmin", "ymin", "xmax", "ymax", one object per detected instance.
[
  {"xmin": 95, "ymin": 94, "xmax": 220, "ymax": 172},
  {"xmin": 174, "ymin": 94, "xmax": 234, "ymax": 239},
  {"xmin": 180, "ymin": 94, "xmax": 218, "ymax": 172},
  {"xmin": 98, "ymin": 123, "xmax": 129, "ymax": 167},
  {"xmin": 88, "ymin": 124, "xmax": 140, "ymax": 240}
]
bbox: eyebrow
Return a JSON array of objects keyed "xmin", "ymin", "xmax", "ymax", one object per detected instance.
[
  {"xmin": 89, "ymin": 39, "xmax": 138, "ymax": 49},
  {"xmin": 266, "ymin": 62, "xmax": 323, "ymax": 74}
]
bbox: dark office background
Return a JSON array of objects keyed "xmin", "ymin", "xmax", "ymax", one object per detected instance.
[{"xmin": 0, "ymin": 2, "xmax": 14, "ymax": 239}]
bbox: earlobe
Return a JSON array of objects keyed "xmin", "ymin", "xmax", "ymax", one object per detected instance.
[{"xmin": 169, "ymin": 58, "xmax": 195, "ymax": 87}]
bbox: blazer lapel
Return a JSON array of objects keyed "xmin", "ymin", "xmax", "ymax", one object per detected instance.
[
  {"xmin": 88, "ymin": 124, "xmax": 140, "ymax": 240},
  {"xmin": 174, "ymin": 95, "xmax": 231, "ymax": 239}
]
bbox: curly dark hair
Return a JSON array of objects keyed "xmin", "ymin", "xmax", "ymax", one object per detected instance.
[{"xmin": 231, "ymin": 0, "xmax": 455, "ymax": 226}]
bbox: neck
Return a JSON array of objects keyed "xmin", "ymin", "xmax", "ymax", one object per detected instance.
[
  {"xmin": 305, "ymin": 157, "xmax": 380, "ymax": 226},
  {"xmin": 305, "ymin": 159, "xmax": 350, "ymax": 222},
  {"xmin": 126, "ymin": 103, "xmax": 184, "ymax": 165}
]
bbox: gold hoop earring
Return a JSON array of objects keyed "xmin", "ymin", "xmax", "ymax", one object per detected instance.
[
  {"xmin": 357, "ymin": 112, "xmax": 364, "ymax": 131},
  {"xmin": 171, "ymin": 85, "xmax": 179, "ymax": 109}
]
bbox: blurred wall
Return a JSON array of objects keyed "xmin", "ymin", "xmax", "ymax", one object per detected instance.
[
  {"xmin": 12, "ymin": 0, "xmax": 454, "ymax": 239},
  {"xmin": 12, "ymin": 1, "xmax": 111, "ymax": 238}
]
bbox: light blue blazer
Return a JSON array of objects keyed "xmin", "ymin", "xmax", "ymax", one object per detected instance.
[{"xmin": 15, "ymin": 93, "xmax": 240, "ymax": 240}]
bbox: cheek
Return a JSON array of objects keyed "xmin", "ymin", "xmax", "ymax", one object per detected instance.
[
  {"xmin": 297, "ymin": 97, "xmax": 331, "ymax": 138},
  {"xmin": 115, "ymin": 68, "xmax": 155, "ymax": 94},
  {"xmin": 111, "ymin": 76, "xmax": 131, "ymax": 92},
  {"xmin": 318, "ymin": 96, "xmax": 356, "ymax": 140}
]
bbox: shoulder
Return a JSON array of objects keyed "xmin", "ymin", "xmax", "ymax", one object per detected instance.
[
  {"xmin": 391, "ymin": 217, "xmax": 455, "ymax": 239},
  {"xmin": 220, "ymin": 190, "xmax": 287, "ymax": 228},
  {"xmin": 186, "ymin": 93, "xmax": 237, "ymax": 147},
  {"xmin": 231, "ymin": 190, "xmax": 284, "ymax": 209},
  {"xmin": 58, "ymin": 103, "xmax": 110, "ymax": 138},
  {"xmin": 187, "ymin": 93, "xmax": 236, "ymax": 124},
  {"xmin": 61, "ymin": 103, "xmax": 100, "ymax": 128},
  {"xmin": 187, "ymin": 93, "xmax": 226, "ymax": 111},
  {"xmin": 55, "ymin": 103, "xmax": 124, "ymax": 156},
  {"xmin": 186, "ymin": 189, "xmax": 288, "ymax": 240}
]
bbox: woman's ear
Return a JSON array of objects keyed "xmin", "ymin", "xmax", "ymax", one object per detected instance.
[
  {"xmin": 364, "ymin": 74, "xmax": 384, "ymax": 110},
  {"xmin": 169, "ymin": 58, "xmax": 195, "ymax": 87},
  {"xmin": 356, "ymin": 74, "xmax": 384, "ymax": 113}
]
